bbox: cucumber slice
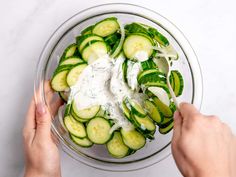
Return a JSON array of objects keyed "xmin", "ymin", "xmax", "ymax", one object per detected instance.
[
  {"xmin": 121, "ymin": 129, "xmax": 146, "ymax": 150},
  {"xmin": 105, "ymin": 33, "xmax": 121, "ymax": 46},
  {"xmin": 81, "ymin": 25, "xmax": 94, "ymax": 35},
  {"xmin": 133, "ymin": 114, "xmax": 156, "ymax": 132},
  {"xmin": 159, "ymin": 121, "xmax": 173, "ymax": 134},
  {"xmin": 121, "ymin": 101, "xmax": 131, "ymax": 119},
  {"xmin": 106, "ymin": 132, "xmax": 130, "ymax": 158},
  {"xmin": 64, "ymin": 104, "xmax": 71, "ymax": 117},
  {"xmin": 137, "ymin": 69, "xmax": 166, "ymax": 85},
  {"xmin": 122, "ymin": 59, "xmax": 128, "ymax": 83},
  {"xmin": 59, "ymin": 57, "xmax": 84, "ymax": 66},
  {"xmin": 152, "ymin": 96, "xmax": 172, "ymax": 117},
  {"xmin": 81, "ymin": 41, "xmax": 108, "ymax": 62},
  {"xmin": 86, "ymin": 117, "xmax": 112, "ymax": 144},
  {"xmin": 123, "ymin": 33, "xmax": 154, "ymax": 61},
  {"xmin": 148, "ymin": 27, "xmax": 169, "ymax": 47},
  {"xmin": 125, "ymin": 23, "xmax": 149, "ymax": 35},
  {"xmin": 143, "ymin": 82, "xmax": 170, "ymax": 96},
  {"xmin": 72, "ymin": 101, "xmax": 100, "ymax": 120},
  {"xmin": 144, "ymin": 100, "xmax": 163, "ymax": 124},
  {"xmin": 110, "ymin": 39, "xmax": 121, "ymax": 57},
  {"xmin": 170, "ymin": 70, "xmax": 184, "ymax": 96},
  {"xmin": 70, "ymin": 135, "xmax": 93, "ymax": 147},
  {"xmin": 64, "ymin": 116, "xmax": 86, "ymax": 138},
  {"xmin": 71, "ymin": 109, "xmax": 89, "ymax": 123},
  {"xmin": 66, "ymin": 63, "xmax": 87, "ymax": 87},
  {"xmin": 95, "ymin": 107, "xmax": 105, "ymax": 117},
  {"xmin": 92, "ymin": 17, "xmax": 119, "ymax": 37},
  {"xmin": 77, "ymin": 34, "xmax": 103, "ymax": 53},
  {"xmin": 51, "ymin": 68, "xmax": 70, "ymax": 92},
  {"xmin": 158, "ymin": 117, "xmax": 173, "ymax": 128},
  {"xmin": 125, "ymin": 98, "xmax": 146, "ymax": 118},
  {"xmin": 140, "ymin": 59, "xmax": 157, "ymax": 70},
  {"xmin": 58, "ymin": 91, "xmax": 69, "ymax": 102},
  {"xmin": 59, "ymin": 43, "xmax": 78, "ymax": 62}
]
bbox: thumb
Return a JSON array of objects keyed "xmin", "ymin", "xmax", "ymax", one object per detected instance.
[{"xmin": 35, "ymin": 103, "xmax": 52, "ymax": 139}]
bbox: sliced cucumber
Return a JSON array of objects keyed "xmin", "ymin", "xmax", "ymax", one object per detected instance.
[
  {"xmin": 121, "ymin": 101, "xmax": 131, "ymax": 119},
  {"xmin": 159, "ymin": 121, "xmax": 173, "ymax": 134},
  {"xmin": 77, "ymin": 34, "xmax": 103, "ymax": 53},
  {"xmin": 64, "ymin": 104, "xmax": 71, "ymax": 117},
  {"xmin": 58, "ymin": 91, "xmax": 69, "ymax": 102},
  {"xmin": 59, "ymin": 57, "xmax": 84, "ymax": 66},
  {"xmin": 133, "ymin": 114, "xmax": 156, "ymax": 132},
  {"xmin": 125, "ymin": 23, "xmax": 149, "ymax": 35},
  {"xmin": 64, "ymin": 116, "xmax": 86, "ymax": 138},
  {"xmin": 121, "ymin": 129, "xmax": 146, "ymax": 150},
  {"xmin": 122, "ymin": 59, "xmax": 128, "ymax": 83},
  {"xmin": 170, "ymin": 70, "xmax": 184, "ymax": 96},
  {"xmin": 72, "ymin": 101, "xmax": 100, "ymax": 120},
  {"xmin": 158, "ymin": 117, "xmax": 173, "ymax": 128},
  {"xmin": 81, "ymin": 41, "xmax": 108, "ymax": 62},
  {"xmin": 92, "ymin": 17, "xmax": 119, "ymax": 37},
  {"xmin": 105, "ymin": 33, "xmax": 121, "ymax": 46},
  {"xmin": 143, "ymin": 82, "xmax": 170, "ymax": 95},
  {"xmin": 70, "ymin": 135, "xmax": 93, "ymax": 147},
  {"xmin": 152, "ymin": 96, "xmax": 172, "ymax": 117},
  {"xmin": 51, "ymin": 67, "xmax": 70, "ymax": 91},
  {"xmin": 59, "ymin": 43, "xmax": 78, "ymax": 62},
  {"xmin": 71, "ymin": 109, "xmax": 89, "ymax": 123},
  {"xmin": 125, "ymin": 98, "xmax": 146, "ymax": 118},
  {"xmin": 137, "ymin": 69, "xmax": 166, "ymax": 85},
  {"xmin": 66, "ymin": 63, "xmax": 87, "ymax": 87},
  {"xmin": 123, "ymin": 33, "xmax": 154, "ymax": 60},
  {"xmin": 110, "ymin": 39, "xmax": 121, "ymax": 57},
  {"xmin": 141, "ymin": 59, "xmax": 157, "ymax": 70},
  {"xmin": 144, "ymin": 100, "xmax": 163, "ymax": 124},
  {"xmin": 148, "ymin": 27, "xmax": 169, "ymax": 47},
  {"xmin": 86, "ymin": 117, "xmax": 112, "ymax": 144},
  {"xmin": 81, "ymin": 25, "xmax": 94, "ymax": 35},
  {"xmin": 95, "ymin": 107, "xmax": 106, "ymax": 117},
  {"xmin": 106, "ymin": 132, "xmax": 130, "ymax": 158}
]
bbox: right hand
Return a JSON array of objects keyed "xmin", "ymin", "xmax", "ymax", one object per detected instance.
[{"xmin": 171, "ymin": 103, "xmax": 236, "ymax": 177}]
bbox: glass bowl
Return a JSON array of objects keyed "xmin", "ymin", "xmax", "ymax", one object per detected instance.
[{"xmin": 34, "ymin": 3, "xmax": 203, "ymax": 172}]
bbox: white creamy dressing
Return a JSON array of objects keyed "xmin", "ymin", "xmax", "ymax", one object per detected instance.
[
  {"xmin": 127, "ymin": 61, "xmax": 141, "ymax": 91},
  {"xmin": 67, "ymin": 50, "xmax": 168, "ymax": 133},
  {"xmin": 69, "ymin": 54, "xmax": 134, "ymax": 132},
  {"xmin": 134, "ymin": 50, "xmax": 149, "ymax": 62}
]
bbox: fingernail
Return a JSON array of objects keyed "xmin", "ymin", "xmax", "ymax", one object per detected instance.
[
  {"xmin": 174, "ymin": 111, "xmax": 180, "ymax": 119},
  {"xmin": 36, "ymin": 103, "xmax": 46, "ymax": 116}
]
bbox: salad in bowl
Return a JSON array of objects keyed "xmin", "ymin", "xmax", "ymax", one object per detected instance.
[{"xmin": 51, "ymin": 17, "xmax": 183, "ymax": 158}]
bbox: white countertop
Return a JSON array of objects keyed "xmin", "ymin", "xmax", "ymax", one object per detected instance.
[{"xmin": 1, "ymin": 0, "xmax": 236, "ymax": 176}]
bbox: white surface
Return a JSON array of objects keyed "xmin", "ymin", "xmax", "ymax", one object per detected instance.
[{"xmin": 0, "ymin": 0, "xmax": 236, "ymax": 176}]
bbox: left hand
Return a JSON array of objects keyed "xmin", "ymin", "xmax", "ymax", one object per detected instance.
[{"xmin": 23, "ymin": 83, "xmax": 63, "ymax": 177}]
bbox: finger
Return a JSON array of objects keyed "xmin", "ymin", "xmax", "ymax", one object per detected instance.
[
  {"xmin": 35, "ymin": 103, "xmax": 52, "ymax": 140},
  {"xmin": 23, "ymin": 97, "xmax": 36, "ymax": 142},
  {"xmin": 172, "ymin": 111, "xmax": 183, "ymax": 144},
  {"xmin": 179, "ymin": 102, "xmax": 199, "ymax": 120},
  {"xmin": 50, "ymin": 97, "xmax": 64, "ymax": 117},
  {"xmin": 45, "ymin": 81, "xmax": 55, "ymax": 103}
]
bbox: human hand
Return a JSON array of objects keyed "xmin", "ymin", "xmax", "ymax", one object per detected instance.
[
  {"xmin": 171, "ymin": 103, "xmax": 236, "ymax": 177},
  {"xmin": 23, "ymin": 83, "xmax": 63, "ymax": 177}
]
